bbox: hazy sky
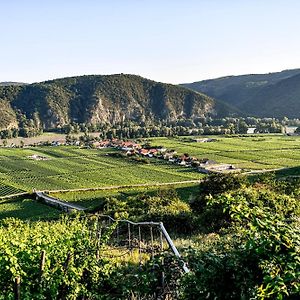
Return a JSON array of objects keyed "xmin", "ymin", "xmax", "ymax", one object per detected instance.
[{"xmin": 1, "ymin": 0, "xmax": 300, "ymax": 84}]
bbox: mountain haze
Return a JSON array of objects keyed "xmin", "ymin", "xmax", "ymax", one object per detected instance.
[
  {"xmin": 182, "ymin": 69, "xmax": 300, "ymax": 118},
  {"xmin": 0, "ymin": 74, "xmax": 232, "ymax": 130}
]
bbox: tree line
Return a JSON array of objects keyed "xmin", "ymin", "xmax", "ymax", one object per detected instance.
[{"xmin": 1, "ymin": 116, "xmax": 300, "ymax": 140}]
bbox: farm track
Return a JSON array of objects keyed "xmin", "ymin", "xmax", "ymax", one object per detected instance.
[{"xmin": 35, "ymin": 191, "xmax": 87, "ymax": 211}]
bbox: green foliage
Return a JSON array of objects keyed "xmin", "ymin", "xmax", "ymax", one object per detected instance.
[
  {"xmin": 182, "ymin": 178, "xmax": 300, "ymax": 299},
  {"xmin": 0, "ymin": 216, "xmax": 180, "ymax": 299},
  {"xmin": 190, "ymin": 173, "xmax": 247, "ymax": 231},
  {"xmin": 103, "ymin": 189, "xmax": 194, "ymax": 233},
  {"xmin": 0, "ymin": 198, "xmax": 60, "ymax": 220}
]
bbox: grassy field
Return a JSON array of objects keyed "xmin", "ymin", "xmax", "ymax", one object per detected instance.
[
  {"xmin": 148, "ymin": 135, "xmax": 300, "ymax": 171},
  {"xmin": 0, "ymin": 146, "xmax": 203, "ymax": 198},
  {"xmin": 0, "ymin": 197, "xmax": 61, "ymax": 220}
]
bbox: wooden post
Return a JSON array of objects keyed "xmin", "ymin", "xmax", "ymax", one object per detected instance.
[
  {"xmin": 64, "ymin": 252, "xmax": 71, "ymax": 270},
  {"xmin": 159, "ymin": 229, "xmax": 165, "ymax": 291},
  {"xmin": 128, "ymin": 223, "xmax": 131, "ymax": 250},
  {"xmin": 138, "ymin": 226, "xmax": 142, "ymax": 265},
  {"xmin": 40, "ymin": 250, "xmax": 46, "ymax": 275},
  {"xmin": 14, "ymin": 276, "xmax": 20, "ymax": 300},
  {"xmin": 150, "ymin": 226, "xmax": 154, "ymax": 259}
]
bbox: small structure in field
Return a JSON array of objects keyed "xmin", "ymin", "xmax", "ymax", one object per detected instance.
[
  {"xmin": 192, "ymin": 138, "xmax": 217, "ymax": 143},
  {"xmin": 199, "ymin": 163, "xmax": 240, "ymax": 174},
  {"xmin": 28, "ymin": 154, "xmax": 49, "ymax": 161}
]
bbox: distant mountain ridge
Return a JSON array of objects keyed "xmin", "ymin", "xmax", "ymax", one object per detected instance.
[
  {"xmin": 0, "ymin": 82, "xmax": 27, "ymax": 86},
  {"xmin": 182, "ymin": 69, "xmax": 300, "ymax": 118},
  {"xmin": 0, "ymin": 74, "xmax": 233, "ymax": 131}
]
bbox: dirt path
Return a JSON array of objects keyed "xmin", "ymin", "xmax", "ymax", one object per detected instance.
[{"xmin": 35, "ymin": 191, "xmax": 87, "ymax": 211}]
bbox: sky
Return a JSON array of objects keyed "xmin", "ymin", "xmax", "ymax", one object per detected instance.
[{"xmin": 1, "ymin": 0, "xmax": 300, "ymax": 84}]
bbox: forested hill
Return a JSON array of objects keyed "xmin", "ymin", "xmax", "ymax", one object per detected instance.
[
  {"xmin": 0, "ymin": 74, "xmax": 233, "ymax": 131},
  {"xmin": 182, "ymin": 69, "xmax": 300, "ymax": 118}
]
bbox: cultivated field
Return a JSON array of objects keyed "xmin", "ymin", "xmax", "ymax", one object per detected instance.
[
  {"xmin": 148, "ymin": 135, "xmax": 300, "ymax": 171},
  {"xmin": 0, "ymin": 146, "xmax": 203, "ymax": 198}
]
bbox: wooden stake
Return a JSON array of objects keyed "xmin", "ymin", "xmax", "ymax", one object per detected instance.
[
  {"xmin": 14, "ymin": 276, "xmax": 20, "ymax": 300},
  {"xmin": 40, "ymin": 250, "xmax": 46, "ymax": 274}
]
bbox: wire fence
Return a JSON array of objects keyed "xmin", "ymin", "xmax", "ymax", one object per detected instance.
[
  {"xmin": 12, "ymin": 214, "xmax": 189, "ymax": 300},
  {"xmin": 95, "ymin": 214, "xmax": 189, "ymax": 273}
]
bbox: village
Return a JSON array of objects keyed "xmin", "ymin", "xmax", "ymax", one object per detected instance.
[
  {"xmin": 16, "ymin": 135, "xmax": 241, "ymax": 174},
  {"xmin": 91, "ymin": 139, "xmax": 241, "ymax": 174}
]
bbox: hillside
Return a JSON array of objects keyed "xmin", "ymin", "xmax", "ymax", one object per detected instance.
[
  {"xmin": 242, "ymin": 73, "xmax": 300, "ymax": 118},
  {"xmin": 182, "ymin": 69, "xmax": 300, "ymax": 117},
  {"xmin": 0, "ymin": 74, "xmax": 232, "ymax": 131}
]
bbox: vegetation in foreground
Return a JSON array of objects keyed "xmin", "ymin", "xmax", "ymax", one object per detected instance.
[{"xmin": 0, "ymin": 173, "xmax": 299, "ymax": 299}]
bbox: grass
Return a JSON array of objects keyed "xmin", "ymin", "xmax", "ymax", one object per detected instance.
[
  {"xmin": 50, "ymin": 183, "xmax": 199, "ymax": 210},
  {"xmin": 0, "ymin": 197, "xmax": 61, "ymax": 220}
]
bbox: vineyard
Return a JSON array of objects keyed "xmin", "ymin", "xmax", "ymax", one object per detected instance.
[
  {"xmin": 0, "ymin": 215, "xmax": 184, "ymax": 299},
  {"xmin": 149, "ymin": 135, "xmax": 300, "ymax": 170},
  {"xmin": 0, "ymin": 146, "xmax": 203, "ymax": 198}
]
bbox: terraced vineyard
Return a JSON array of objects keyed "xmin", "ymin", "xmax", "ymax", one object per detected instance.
[
  {"xmin": 0, "ymin": 146, "xmax": 203, "ymax": 197},
  {"xmin": 149, "ymin": 135, "xmax": 300, "ymax": 170}
]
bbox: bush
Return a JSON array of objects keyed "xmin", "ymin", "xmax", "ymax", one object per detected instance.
[
  {"xmin": 182, "ymin": 184, "xmax": 300, "ymax": 299},
  {"xmin": 190, "ymin": 173, "xmax": 247, "ymax": 214},
  {"xmin": 103, "ymin": 189, "xmax": 194, "ymax": 233}
]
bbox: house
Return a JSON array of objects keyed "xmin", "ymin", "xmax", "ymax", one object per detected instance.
[
  {"xmin": 199, "ymin": 159, "xmax": 218, "ymax": 167},
  {"xmin": 140, "ymin": 149, "xmax": 150, "ymax": 156},
  {"xmin": 51, "ymin": 141, "xmax": 61, "ymax": 146},
  {"xmin": 157, "ymin": 147, "xmax": 167, "ymax": 153},
  {"xmin": 178, "ymin": 160, "xmax": 187, "ymax": 166},
  {"xmin": 148, "ymin": 149, "xmax": 158, "ymax": 157}
]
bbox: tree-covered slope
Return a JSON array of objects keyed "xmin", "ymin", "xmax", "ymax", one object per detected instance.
[
  {"xmin": 242, "ymin": 73, "xmax": 300, "ymax": 118},
  {"xmin": 0, "ymin": 74, "xmax": 233, "ymax": 130},
  {"xmin": 182, "ymin": 69, "xmax": 300, "ymax": 117}
]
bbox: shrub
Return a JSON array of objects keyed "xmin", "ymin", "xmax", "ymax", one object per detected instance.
[
  {"xmin": 182, "ymin": 184, "xmax": 300, "ymax": 299},
  {"xmin": 103, "ymin": 189, "xmax": 194, "ymax": 233}
]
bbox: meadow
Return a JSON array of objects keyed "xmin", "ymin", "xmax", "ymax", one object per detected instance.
[{"xmin": 148, "ymin": 135, "xmax": 300, "ymax": 170}]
